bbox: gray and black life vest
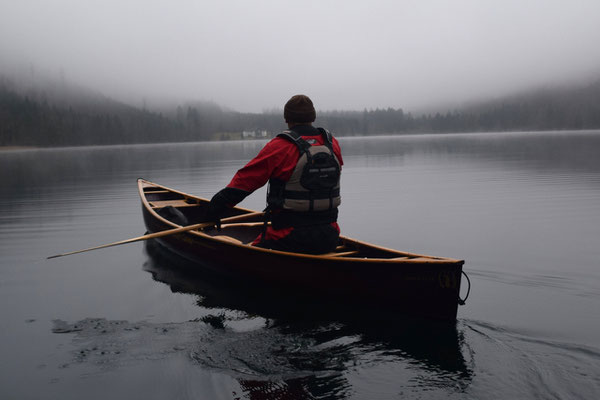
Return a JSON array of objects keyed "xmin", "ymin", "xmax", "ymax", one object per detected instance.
[{"xmin": 266, "ymin": 128, "xmax": 341, "ymax": 227}]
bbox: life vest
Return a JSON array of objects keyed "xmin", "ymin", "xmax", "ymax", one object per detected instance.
[{"xmin": 266, "ymin": 128, "xmax": 341, "ymax": 224}]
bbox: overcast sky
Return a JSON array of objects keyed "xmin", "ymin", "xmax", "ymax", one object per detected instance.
[{"xmin": 1, "ymin": 0, "xmax": 600, "ymax": 112}]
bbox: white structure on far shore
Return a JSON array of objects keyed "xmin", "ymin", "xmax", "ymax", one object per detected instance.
[{"xmin": 242, "ymin": 130, "xmax": 269, "ymax": 138}]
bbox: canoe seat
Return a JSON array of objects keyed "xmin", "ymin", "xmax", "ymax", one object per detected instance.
[{"xmin": 150, "ymin": 199, "xmax": 198, "ymax": 208}]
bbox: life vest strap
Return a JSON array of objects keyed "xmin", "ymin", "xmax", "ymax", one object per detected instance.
[{"xmin": 282, "ymin": 188, "xmax": 340, "ymax": 200}]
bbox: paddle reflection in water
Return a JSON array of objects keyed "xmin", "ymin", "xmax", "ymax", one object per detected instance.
[{"xmin": 142, "ymin": 239, "xmax": 474, "ymax": 398}]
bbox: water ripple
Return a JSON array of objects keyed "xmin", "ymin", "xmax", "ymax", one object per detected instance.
[{"xmin": 464, "ymin": 320, "xmax": 600, "ymax": 399}]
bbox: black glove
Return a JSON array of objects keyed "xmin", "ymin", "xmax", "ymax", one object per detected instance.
[
  {"xmin": 206, "ymin": 193, "xmax": 228, "ymax": 228},
  {"xmin": 206, "ymin": 187, "xmax": 251, "ymax": 225}
]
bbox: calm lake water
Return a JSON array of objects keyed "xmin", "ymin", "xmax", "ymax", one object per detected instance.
[{"xmin": 1, "ymin": 130, "xmax": 599, "ymax": 399}]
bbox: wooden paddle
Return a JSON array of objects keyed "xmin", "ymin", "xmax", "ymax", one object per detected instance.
[{"xmin": 47, "ymin": 211, "xmax": 264, "ymax": 259}]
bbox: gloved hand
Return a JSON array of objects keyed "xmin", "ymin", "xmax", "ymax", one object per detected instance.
[
  {"xmin": 206, "ymin": 194, "xmax": 227, "ymax": 230},
  {"xmin": 206, "ymin": 187, "xmax": 251, "ymax": 228}
]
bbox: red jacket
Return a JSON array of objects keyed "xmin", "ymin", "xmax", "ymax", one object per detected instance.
[{"xmin": 227, "ymin": 128, "xmax": 343, "ymax": 243}]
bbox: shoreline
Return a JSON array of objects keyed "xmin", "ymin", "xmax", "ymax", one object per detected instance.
[
  {"xmin": 1, "ymin": 128, "xmax": 599, "ymax": 151},
  {"xmin": 0, "ymin": 146, "xmax": 39, "ymax": 152}
]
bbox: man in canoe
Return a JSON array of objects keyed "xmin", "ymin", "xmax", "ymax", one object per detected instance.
[{"xmin": 207, "ymin": 94, "xmax": 343, "ymax": 254}]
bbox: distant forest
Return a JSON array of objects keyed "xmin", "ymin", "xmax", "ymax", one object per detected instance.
[{"xmin": 2, "ymin": 75, "xmax": 600, "ymax": 147}]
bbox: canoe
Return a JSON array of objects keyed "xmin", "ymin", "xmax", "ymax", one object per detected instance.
[{"xmin": 138, "ymin": 178, "xmax": 467, "ymax": 321}]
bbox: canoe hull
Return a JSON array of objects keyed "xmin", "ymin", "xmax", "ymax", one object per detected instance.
[{"xmin": 141, "ymin": 201, "xmax": 464, "ymax": 321}]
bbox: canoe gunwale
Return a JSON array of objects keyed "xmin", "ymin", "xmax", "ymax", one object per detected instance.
[{"xmin": 137, "ymin": 178, "xmax": 464, "ymax": 266}]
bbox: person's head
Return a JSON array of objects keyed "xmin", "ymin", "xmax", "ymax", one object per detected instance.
[{"xmin": 284, "ymin": 94, "xmax": 316, "ymax": 127}]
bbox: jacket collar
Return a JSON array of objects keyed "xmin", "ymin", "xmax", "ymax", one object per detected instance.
[{"xmin": 289, "ymin": 125, "xmax": 319, "ymax": 136}]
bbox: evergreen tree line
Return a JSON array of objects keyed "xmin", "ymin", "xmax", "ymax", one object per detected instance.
[{"xmin": 2, "ymin": 79, "xmax": 600, "ymax": 147}]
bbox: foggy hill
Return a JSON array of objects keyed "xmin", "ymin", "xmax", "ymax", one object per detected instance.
[
  {"xmin": 0, "ymin": 74, "xmax": 180, "ymax": 146},
  {"xmin": 316, "ymin": 79, "xmax": 600, "ymax": 135},
  {"xmin": 457, "ymin": 80, "xmax": 600, "ymax": 132},
  {"xmin": 1, "ymin": 74, "xmax": 600, "ymax": 147}
]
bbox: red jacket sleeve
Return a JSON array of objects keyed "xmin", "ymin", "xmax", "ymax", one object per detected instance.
[
  {"xmin": 228, "ymin": 135, "xmax": 343, "ymax": 193},
  {"xmin": 332, "ymin": 137, "xmax": 344, "ymax": 166}
]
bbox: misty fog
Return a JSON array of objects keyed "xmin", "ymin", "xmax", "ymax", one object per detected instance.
[{"xmin": 2, "ymin": 0, "xmax": 600, "ymax": 112}]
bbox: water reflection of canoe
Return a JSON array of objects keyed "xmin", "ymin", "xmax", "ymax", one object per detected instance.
[
  {"xmin": 138, "ymin": 178, "xmax": 467, "ymax": 321},
  {"xmin": 143, "ymin": 239, "xmax": 473, "ymax": 383}
]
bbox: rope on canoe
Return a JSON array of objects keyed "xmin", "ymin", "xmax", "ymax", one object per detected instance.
[{"xmin": 458, "ymin": 271, "xmax": 471, "ymax": 306}]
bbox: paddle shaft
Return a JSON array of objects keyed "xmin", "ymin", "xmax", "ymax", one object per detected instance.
[{"xmin": 47, "ymin": 211, "xmax": 264, "ymax": 259}]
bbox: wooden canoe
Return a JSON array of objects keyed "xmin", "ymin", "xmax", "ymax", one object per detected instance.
[{"xmin": 138, "ymin": 178, "xmax": 467, "ymax": 321}]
